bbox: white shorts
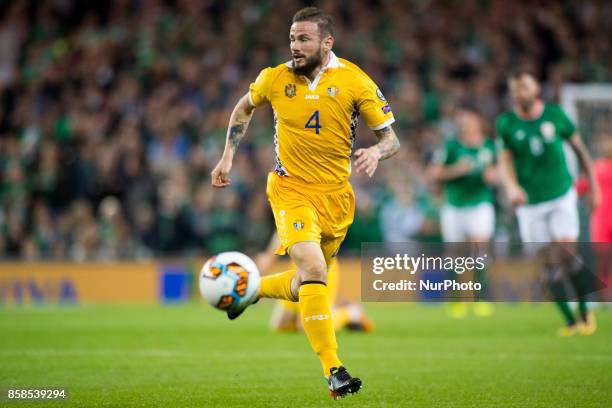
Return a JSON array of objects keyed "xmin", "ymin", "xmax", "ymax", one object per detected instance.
[
  {"xmin": 440, "ymin": 202, "xmax": 495, "ymax": 242},
  {"xmin": 516, "ymin": 187, "xmax": 579, "ymax": 243}
]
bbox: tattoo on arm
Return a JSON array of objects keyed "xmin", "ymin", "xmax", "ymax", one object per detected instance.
[
  {"xmin": 374, "ymin": 126, "xmax": 400, "ymax": 160},
  {"xmin": 225, "ymin": 94, "xmax": 255, "ymax": 154},
  {"xmin": 228, "ymin": 123, "xmax": 246, "ymax": 149}
]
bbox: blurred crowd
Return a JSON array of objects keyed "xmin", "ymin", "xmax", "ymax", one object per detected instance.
[{"xmin": 0, "ymin": 0, "xmax": 610, "ymax": 260}]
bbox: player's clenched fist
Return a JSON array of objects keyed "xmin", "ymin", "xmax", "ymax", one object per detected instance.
[
  {"xmin": 211, "ymin": 158, "xmax": 232, "ymax": 188},
  {"xmin": 354, "ymin": 146, "xmax": 382, "ymax": 178}
]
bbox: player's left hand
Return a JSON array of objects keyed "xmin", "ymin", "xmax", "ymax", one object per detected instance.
[{"xmin": 354, "ymin": 146, "xmax": 381, "ymax": 177}]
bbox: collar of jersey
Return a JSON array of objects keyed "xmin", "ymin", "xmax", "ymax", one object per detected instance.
[{"xmin": 285, "ymin": 51, "xmax": 339, "ymax": 91}]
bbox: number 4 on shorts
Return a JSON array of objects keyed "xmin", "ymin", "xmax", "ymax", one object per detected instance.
[{"xmin": 305, "ymin": 110, "xmax": 321, "ymax": 134}]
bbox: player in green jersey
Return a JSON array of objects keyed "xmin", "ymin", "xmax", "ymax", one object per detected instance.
[
  {"xmin": 430, "ymin": 108, "xmax": 497, "ymax": 317},
  {"xmin": 496, "ymin": 71, "xmax": 601, "ymax": 336},
  {"xmin": 432, "ymin": 109, "xmax": 497, "ymax": 236}
]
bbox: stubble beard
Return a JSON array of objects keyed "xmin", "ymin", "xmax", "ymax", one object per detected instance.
[{"xmin": 292, "ymin": 51, "xmax": 323, "ymax": 77}]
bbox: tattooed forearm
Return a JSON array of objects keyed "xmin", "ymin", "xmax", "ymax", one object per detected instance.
[
  {"xmin": 228, "ymin": 123, "xmax": 246, "ymax": 149},
  {"xmin": 374, "ymin": 126, "xmax": 400, "ymax": 160},
  {"xmin": 224, "ymin": 93, "xmax": 256, "ymax": 156}
]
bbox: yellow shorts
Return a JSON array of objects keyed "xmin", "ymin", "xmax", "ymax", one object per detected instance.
[
  {"xmin": 266, "ymin": 172, "xmax": 355, "ymax": 264},
  {"xmin": 280, "ymin": 258, "xmax": 340, "ymax": 313}
]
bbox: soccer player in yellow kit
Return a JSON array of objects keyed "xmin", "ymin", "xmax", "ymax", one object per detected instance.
[{"xmin": 211, "ymin": 7, "xmax": 400, "ymax": 398}]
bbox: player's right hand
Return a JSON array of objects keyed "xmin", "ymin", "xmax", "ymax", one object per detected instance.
[
  {"xmin": 211, "ymin": 158, "xmax": 232, "ymax": 188},
  {"xmin": 508, "ymin": 185, "xmax": 527, "ymax": 206}
]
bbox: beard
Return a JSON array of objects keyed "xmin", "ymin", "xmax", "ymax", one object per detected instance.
[
  {"xmin": 517, "ymin": 98, "xmax": 535, "ymax": 113},
  {"xmin": 292, "ymin": 51, "xmax": 323, "ymax": 76}
]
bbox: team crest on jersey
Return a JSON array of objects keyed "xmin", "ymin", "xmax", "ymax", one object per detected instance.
[
  {"xmin": 285, "ymin": 83, "xmax": 296, "ymax": 98},
  {"xmin": 540, "ymin": 122, "xmax": 556, "ymax": 142},
  {"xmin": 376, "ymin": 88, "xmax": 386, "ymax": 101},
  {"xmin": 327, "ymin": 86, "xmax": 339, "ymax": 97},
  {"xmin": 514, "ymin": 130, "xmax": 526, "ymax": 140},
  {"xmin": 293, "ymin": 220, "xmax": 304, "ymax": 231}
]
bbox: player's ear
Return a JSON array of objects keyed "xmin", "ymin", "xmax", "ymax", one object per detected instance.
[{"xmin": 322, "ymin": 35, "xmax": 334, "ymax": 52}]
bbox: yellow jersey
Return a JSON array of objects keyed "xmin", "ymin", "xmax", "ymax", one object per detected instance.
[{"xmin": 249, "ymin": 51, "xmax": 394, "ymax": 185}]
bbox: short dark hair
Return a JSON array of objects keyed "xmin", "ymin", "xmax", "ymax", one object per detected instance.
[
  {"xmin": 508, "ymin": 69, "xmax": 538, "ymax": 82},
  {"xmin": 292, "ymin": 7, "xmax": 334, "ymax": 38}
]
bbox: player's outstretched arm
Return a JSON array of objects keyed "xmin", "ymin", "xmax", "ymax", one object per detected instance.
[
  {"xmin": 211, "ymin": 93, "xmax": 256, "ymax": 188},
  {"xmin": 354, "ymin": 126, "xmax": 400, "ymax": 177},
  {"xmin": 498, "ymin": 149, "xmax": 527, "ymax": 206},
  {"xmin": 567, "ymin": 134, "xmax": 601, "ymax": 209}
]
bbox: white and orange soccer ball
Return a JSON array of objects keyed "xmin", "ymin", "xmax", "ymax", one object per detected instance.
[{"xmin": 199, "ymin": 251, "xmax": 260, "ymax": 312}]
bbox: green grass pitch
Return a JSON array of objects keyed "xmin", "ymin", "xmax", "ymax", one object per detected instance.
[{"xmin": 1, "ymin": 302, "xmax": 611, "ymax": 407}]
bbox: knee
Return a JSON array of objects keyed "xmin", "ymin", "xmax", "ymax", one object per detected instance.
[
  {"xmin": 300, "ymin": 260, "xmax": 328, "ymax": 283},
  {"xmin": 289, "ymin": 242, "xmax": 328, "ymax": 283},
  {"xmin": 292, "ymin": 252, "xmax": 327, "ymax": 282}
]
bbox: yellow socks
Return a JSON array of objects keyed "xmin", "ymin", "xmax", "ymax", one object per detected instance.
[
  {"xmin": 261, "ymin": 273, "xmax": 343, "ymax": 375},
  {"xmin": 299, "ymin": 282, "xmax": 341, "ymax": 376},
  {"xmin": 259, "ymin": 269, "xmax": 297, "ymax": 301}
]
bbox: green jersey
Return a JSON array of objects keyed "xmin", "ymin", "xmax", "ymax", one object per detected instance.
[
  {"xmin": 434, "ymin": 137, "xmax": 496, "ymax": 207},
  {"xmin": 495, "ymin": 103, "xmax": 575, "ymax": 204}
]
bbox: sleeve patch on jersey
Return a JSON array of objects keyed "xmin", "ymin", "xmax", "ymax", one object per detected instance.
[
  {"xmin": 376, "ymin": 88, "xmax": 386, "ymax": 101},
  {"xmin": 382, "ymin": 104, "xmax": 392, "ymax": 114}
]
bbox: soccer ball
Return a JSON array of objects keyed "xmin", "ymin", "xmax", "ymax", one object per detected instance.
[{"xmin": 199, "ymin": 251, "xmax": 260, "ymax": 312}]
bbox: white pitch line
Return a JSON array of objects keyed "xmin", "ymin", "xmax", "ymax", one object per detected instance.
[
  {"xmin": 1, "ymin": 349, "xmax": 611, "ymax": 363},
  {"xmin": 212, "ymin": 350, "xmax": 612, "ymax": 362}
]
